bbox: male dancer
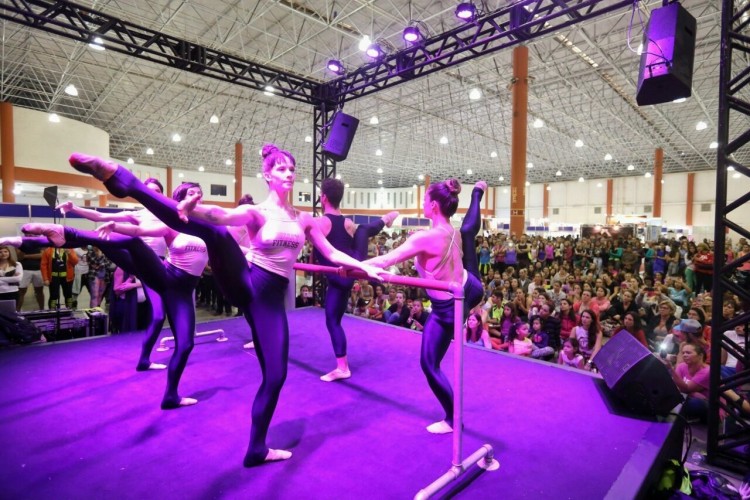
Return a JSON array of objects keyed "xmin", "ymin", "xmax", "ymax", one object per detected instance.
[{"xmin": 313, "ymin": 179, "xmax": 397, "ymax": 382}]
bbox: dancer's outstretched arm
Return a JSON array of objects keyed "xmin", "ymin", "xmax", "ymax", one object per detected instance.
[
  {"xmin": 57, "ymin": 201, "xmax": 139, "ymax": 224},
  {"xmin": 97, "ymin": 220, "xmax": 174, "ymax": 239},
  {"xmin": 366, "ymin": 231, "xmax": 434, "ymax": 269},
  {"xmin": 178, "ymin": 193, "xmax": 261, "ymax": 228}
]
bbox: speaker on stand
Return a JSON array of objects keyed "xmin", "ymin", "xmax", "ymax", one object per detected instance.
[{"xmin": 322, "ymin": 112, "xmax": 359, "ymax": 162}]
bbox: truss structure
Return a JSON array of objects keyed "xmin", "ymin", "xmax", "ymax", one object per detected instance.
[{"xmin": 708, "ymin": 0, "xmax": 750, "ymax": 470}]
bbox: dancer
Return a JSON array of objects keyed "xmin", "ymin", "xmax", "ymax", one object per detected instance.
[
  {"xmin": 12, "ymin": 182, "xmax": 208, "ymax": 410},
  {"xmin": 314, "ymin": 178, "xmax": 398, "ymax": 382},
  {"xmin": 67, "ymin": 145, "xmax": 384, "ymax": 466},
  {"xmin": 57, "ymin": 179, "xmax": 169, "ymax": 371},
  {"xmin": 366, "ymin": 180, "xmax": 486, "ymax": 434}
]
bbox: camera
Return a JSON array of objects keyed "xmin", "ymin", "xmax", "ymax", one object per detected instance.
[{"xmin": 659, "ymin": 342, "xmax": 668, "ymax": 360}]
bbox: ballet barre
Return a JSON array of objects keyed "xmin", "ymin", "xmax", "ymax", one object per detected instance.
[
  {"xmin": 156, "ymin": 328, "xmax": 227, "ymax": 352},
  {"xmin": 294, "ymin": 263, "xmax": 499, "ymax": 499}
]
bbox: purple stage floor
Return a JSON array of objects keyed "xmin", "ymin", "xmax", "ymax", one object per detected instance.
[{"xmin": 0, "ymin": 308, "xmax": 681, "ymax": 499}]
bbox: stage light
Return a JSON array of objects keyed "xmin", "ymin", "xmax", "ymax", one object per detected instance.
[
  {"xmin": 327, "ymin": 59, "xmax": 344, "ymax": 74},
  {"xmin": 455, "ymin": 3, "xmax": 477, "ymax": 21},
  {"xmin": 48, "ymin": 113, "xmax": 60, "ymax": 123},
  {"xmin": 490, "ymin": 151, "xmax": 497, "ymax": 158},
  {"xmin": 127, "ymin": 158, "xmax": 134, "ymax": 164},
  {"xmin": 696, "ymin": 121, "xmax": 707, "ymax": 131},
  {"xmin": 403, "ymin": 26, "xmax": 421, "ymax": 43},
  {"xmin": 88, "ymin": 37, "xmax": 105, "ymax": 51},
  {"xmin": 532, "ymin": 118, "xmax": 544, "ymax": 128},
  {"xmin": 146, "ymin": 147, "xmax": 154, "ymax": 155},
  {"xmin": 604, "ymin": 153, "xmax": 613, "ymax": 161},
  {"xmin": 198, "ymin": 166, "xmax": 205, "ymax": 172},
  {"xmin": 366, "ymin": 43, "xmax": 385, "ymax": 59},
  {"xmin": 304, "ymin": 136, "xmax": 312, "ymax": 143},
  {"xmin": 645, "ymin": 172, "xmax": 652, "ymax": 178},
  {"xmin": 64, "ymin": 84, "xmax": 78, "ymax": 96},
  {"xmin": 575, "ymin": 139, "xmax": 584, "ymax": 148},
  {"xmin": 627, "ymin": 164, "xmax": 635, "ymax": 170},
  {"xmin": 578, "ymin": 177, "xmax": 585, "ymax": 182},
  {"xmin": 172, "ymin": 133, "xmax": 181, "ymax": 142},
  {"xmin": 210, "ymin": 114, "xmax": 219, "ymax": 124},
  {"xmin": 555, "ymin": 170, "xmax": 562, "ymax": 176},
  {"xmin": 709, "ymin": 141, "xmax": 718, "ymax": 149},
  {"xmin": 469, "ymin": 88, "xmax": 482, "ymax": 100},
  {"xmin": 370, "ymin": 116, "xmax": 379, "ymax": 125}
]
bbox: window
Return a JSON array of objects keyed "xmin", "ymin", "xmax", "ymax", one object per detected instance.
[
  {"xmin": 594, "ymin": 207, "xmax": 602, "ymax": 214},
  {"xmin": 552, "ymin": 208, "xmax": 559, "ymax": 215},
  {"xmin": 298, "ymin": 192, "xmax": 311, "ymax": 203},
  {"xmin": 210, "ymin": 184, "xmax": 227, "ymax": 196},
  {"xmin": 644, "ymin": 205, "xmax": 652, "ymax": 213},
  {"xmin": 701, "ymin": 203, "xmax": 711, "ymax": 212}
]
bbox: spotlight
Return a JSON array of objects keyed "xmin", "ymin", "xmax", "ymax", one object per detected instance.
[
  {"xmin": 327, "ymin": 59, "xmax": 344, "ymax": 74},
  {"xmin": 403, "ymin": 26, "xmax": 421, "ymax": 43},
  {"xmin": 455, "ymin": 3, "xmax": 477, "ymax": 21},
  {"xmin": 366, "ymin": 43, "xmax": 385, "ymax": 59}
]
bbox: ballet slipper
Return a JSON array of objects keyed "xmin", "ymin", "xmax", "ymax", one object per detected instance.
[
  {"xmin": 0, "ymin": 237, "xmax": 22, "ymax": 248},
  {"xmin": 243, "ymin": 449, "xmax": 292, "ymax": 467},
  {"xmin": 426, "ymin": 420, "xmax": 453, "ymax": 434},
  {"xmin": 68, "ymin": 153, "xmax": 117, "ymax": 182},
  {"xmin": 320, "ymin": 368, "xmax": 352, "ymax": 382},
  {"xmin": 160, "ymin": 397, "xmax": 198, "ymax": 410},
  {"xmin": 243, "ymin": 341, "xmax": 255, "ymax": 349},
  {"xmin": 21, "ymin": 223, "xmax": 65, "ymax": 247},
  {"xmin": 136, "ymin": 362, "xmax": 167, "ymax": 371},
  {"xmin": 474, "ymin": 181, "xmax": 487, "ymax": 192},
  {"xmin": 382, "ymin": 211, "xmax": 399, "ymax": 228}
]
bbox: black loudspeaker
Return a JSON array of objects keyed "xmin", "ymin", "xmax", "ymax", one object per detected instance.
[
  {"xmin": 322, "ymin": 112, "xmax": 359, "ymax": 162},
  {"xmin": 596, "ymin": 332, "xmax": 683, "ymax": 416},
  {"xmin": 636, "ymin": 3, "xmax": 696, "ymax": 106}
]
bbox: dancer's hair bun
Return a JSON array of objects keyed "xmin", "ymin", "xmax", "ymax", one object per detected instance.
[
  {"xmin": 262, "ymin": 144, "xmax": 279, "ymax": 159},
  {"xmin": 446, "ymin": 178, "xmax": 461, "ymax": 195}
]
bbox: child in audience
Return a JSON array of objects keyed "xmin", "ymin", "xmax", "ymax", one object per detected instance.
[
  {"xmin": 558, "ymin": 337, "xmax": 585, "ymax": 369},
  {"xmin": 529, "ymin": 315, "xmax": 555, "ymax": 360},
  {"xmin": 508, "ymin": 321, "xmax": 533, "ymax": 357}
]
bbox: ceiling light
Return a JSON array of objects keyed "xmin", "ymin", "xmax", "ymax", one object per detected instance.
[
  {"xmin": 198, "ymin": 166, "xmax": 205, "ymax": 172},
  {"xmin": 64, "ymin": 84, "xmax": 78, "ymax": 96},
  {"xmin": 326, "ymin": 159, "xmax": 333, "ymax": 165},
  {"xmin": 178, "ymin": 172, "xmax": 184, "ymax": 178},
  {"xmin": 88, "ymin": 37, "xmax": 105, "ymax": 51},
  {"xmin": 709, "ymin": 141, "xmax": 718, "ymax": 149},
  {"xmin": 532, "ymin": 118, "xmax": 544, "ymax": 128},
  {"xmin": 604, "ymin": 153, "xmax": 612, "ymax": 161},
  {"xmin": 455, "ymin": 2, "xmax": 477, "ymax": 21},
  {"xmin": 439, "ymin": 136, "xmax": 448, "ymax": 145},
  {"xmin": 469, "ymin": 88, "xmax": 482, "ymax": 100},
  {"xmin": 672, "ymin": 97, "xmax": 686, "ymax": 103},
  {"xmin": 345, "ymin": 183, "xmax": 350, "ymax": 188},
  {"xmin": 636, "ymin": 43, "xmax": 643, "ymax": 56},
  {"xmin": 375, "ymin": 149, "xmax": 383, "ymax": 156},
  {"xmin": 490, "ymin": 151, "xmax": 497, "ymax": 158},
  {"xmin": 412, "ymin": 184, "xmax": 418, "ymax": 189},
  {"xmin": 76, "ymin": 193, "xmax": 83, "ymax": 199},
  {"xmin": 327, "ymin": 59, "xmax": 344, "ymax": 74},
  {"xmin": 733, "ymin": 172, "xmax": 741, "ymax": 179},
  {"xmin": 578, "ymin": 177, "xmax": 585, "ymax": 182},
  {"xmin": 335, "ymin": 174, "xmax": 342, "ymax": 180},
  {"xmin": 627, "ymin": 164, "xmax": 635, "ymax": 171},
  {"xmin": 172, "ymin": 133, "xmax": 181, "ymax": 142},
  {"xmin": 527, "ymin": 162, "xmax": 533, "ymax": 169},
  {"xmin": 403, "ymin": 26, "xmax": 421, "ymax": 43},
  {"xmin": 377, "ymin": 168, "xmax": 383, "ymax": 174},
  {"xmin": 304, "ymin": 136, "xmax": 312, "ymax": 143},
  {"xmin": 728, "ymin": 166, "xmax": 736, "ymax": 171},
  {"xmin": 259, "ymin": 148, "xmax": 263, "ymax": 155},
  {"xmin": 597, "ymin": 182, "xmax": 603, "ymax": 188},
  {"xmin": 370, "ymin": 116, "xmax": 379, "ymax": 125},
  {"xmin": 525, "ymin": 181, "xmax": 530, "ymax": 187},
  {"xmin": 359, "ymin": 35, "xmax": 372, "ymax": 52},
  {"xmin": 366, "ymin": 43, "xmax": 385, "ymax": 59},
  {"xmin": 13, "ymin": 187, "xmax": 21, "ymax": 195},
  {"xmin": 502, "ymin": 188, "xmax": 508, "ymax": 194},
  {"xmin": 555, "ymin": 170, "xmax": 562, "ymax": 176},
  {"xmin": 575, "ymin": 139, "xmax": 584, "ymax": 148},
  {"xmin": 304, "ymin": 178, "xmax": 309, "ymax": 183},
  {"xmin": 546, "ymin": 186, "xmax": 551, "ymax": 191},
  {"xmin": 225, "ymin": 159, "xmax": 233, "ymax": 166},
  {"xmin": 645, "ymin": 172, "xmax": 652, "ymax": 178},
  {"xmin": 146, "ymin": 148, "xmax": 154, "ymax": 155},
  {"xmin": 48, "ymin": 113, "xmax": 60, "ymax": 123},
  {"xmin": 126, "ymin": 158, "xmax": 134, "ymax": 164},
  {"xmin": 467, "ymin": 169, "xmax": 473, "ymax": 175},
  {"xmin": 263, "ymin": 85, "xmax": 275, "ymax": 96},
  {"xmin": 696, "ymin": 121, "xmax": 707, "ymax": 131},
  {"xmin": 232, "ymin": 179, "xmax": 236, "ymax": 183},
  {"xmin": 210, "ymin": 114, "xmax": 219, "ymax": 124},
  {"xmin": 499, "ymin": 176, "xmax": 505, "ymax": 181},
  {"xmin": 377, "ymin": 179, "xmax": 383, "ymax": 185},
  {"xmin": 418, "ymin": 174, "xmax": 425, "ymax": 181},
  {"xmin": 256, "ymin": 173, "xmax": 262, "ymax": 178}
]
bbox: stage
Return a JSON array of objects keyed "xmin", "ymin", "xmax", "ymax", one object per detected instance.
[{"xmin": 0, "ymin": 308, "xmax": 682, "ymax": 499}]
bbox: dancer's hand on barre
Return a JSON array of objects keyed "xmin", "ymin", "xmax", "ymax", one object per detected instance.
[
  {"xmin": 97, "ymin": 221, "xmax": 116, "ymax": 239},
  {"xmin": 56, "ymin": 201, "xmax": 76, "ymax": 215},
  {"xmin": 177, "ymin": 191, "xmax": 202, "ymax": 222}
]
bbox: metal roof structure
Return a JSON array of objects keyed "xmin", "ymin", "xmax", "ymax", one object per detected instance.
[{"xmin": 0, "ymin": 0, "xmax": 724, "ymax": 190}]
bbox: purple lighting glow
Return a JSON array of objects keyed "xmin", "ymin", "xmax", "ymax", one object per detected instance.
[
  {"xmin": 366, "ymin": 44, "xmax": 384, "ymax": 59},
  {"xmin": 327, "ymin": 59, "xmax": 343, "ymax": 74},
  {"xmin": 403, "ymin": 26, "xmax": 421, "ymax": 43},
  {"xmin": 455, "ymin": 3, "xmax": 477, "ymax": 21}
]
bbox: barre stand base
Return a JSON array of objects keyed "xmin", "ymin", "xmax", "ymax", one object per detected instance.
[{"xmin": 156, "ymin": 329, "xmax": 226, "ymax": 352}]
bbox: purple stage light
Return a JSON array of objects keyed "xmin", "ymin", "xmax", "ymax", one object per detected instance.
[
  {"xmin": 366, "ymin": 43, "xmax": 384, "ymax": 59},
  {"xmin": 455, "ymin": 2, "xmax": 477, "ymax": 21},
  {"xmin": 403, "ymin": 26, "xmax": 421, "ymax": 43},
  {"xmin": 327, "ymin": 59, "xmax": 344, "ymax": 74}
]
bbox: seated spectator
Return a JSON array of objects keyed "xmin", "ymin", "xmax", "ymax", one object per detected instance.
[
  {"xmin": 686, "ymin": 306, "xmax": 711, "ymax": 344},
  {"xmin": 296, "ymin": 285, "xmax": 315, "ymax": 308},
  {"xmin": 645, "ymin": 300, "xmax": 678, "ymax": 346},
  {"xmin": 573, "ymin": 289, "xmax": 600, "ymax": 318},
  {"xmin": 489, "ymin": 303, "xmax": 518, "ymax": 351},
  {"xmin": 347, "ymin": 281, "xmax": 363, "ymax": 313},
  {"xmin": 352, "ymin": 298, "xmax": 370, "ymax": 318},
  {"xmin": 529, "ymin": 315, "xmax": 555, "ymax": 360},
  {"xmin": 613, "ymin": 311, "xmax": 648, "ymax": 348},
  {"xmin": 558, "ymin": 338, "xmax": 585, "ymax": 369},
  {"xmin": 573, "ymin": 310, "xmax": 603, "ymax": 371},
  {"xmin": 384, "ymin": 290, "xmax": 409, "ymax": 326},
  {"xmin": 508, "ymin": 321, "xmax": 534, "ymax": 357},
  {"xmin": 606, "ymin": 289, "xmax": 638, "ymax": 330},
  {"xmin": 359, "ymin": 279, "xmax": 374, "ymax": 304},
  {"xmin": 539, "ymin": 302, "xmax": 561, "ymax": 350},
  {"xmin": 663, "ymin": 343, "xmax": 710, "ymax": 423},
  {"xmin": 369, "ymin": 284, "xmax": 387, "ymax": 321},
  {"xmin": 512, "ymin": 289, "xmax": 529, "ymax": 319},
  {"xmin": 406, "ymin": 300, "xmax": 430, "ymax": 331},
  {"xmin": 558, "ymin": 298, "xmax": 577, "ymax": 343},
  {"xmin": 465, "ymin": 312, "xmax": 492, "ymax": 349},
  {"xmin": 721, "ymin": 323, "xmax": 746, "ymax": 378},
  {"xmin": 667, "ymin": 277, "xmax": 692, "ymax": 310}
]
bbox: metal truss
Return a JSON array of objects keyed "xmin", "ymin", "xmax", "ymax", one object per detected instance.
[
  {"xmin": 326, "ymin": 0, "xmax": 633, "ymax": 102},
  {"xmin": 707, "ymin": 0, "xmax": 750, "ymax": 471},
  {"xmin": 0, "ymin": 0, "xmax": 322, "ymax": 104}
]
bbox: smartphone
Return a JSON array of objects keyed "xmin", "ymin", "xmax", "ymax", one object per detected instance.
[{"xmin": 659, "ymin": 342, "xmax": 668, "ymax": 359}]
